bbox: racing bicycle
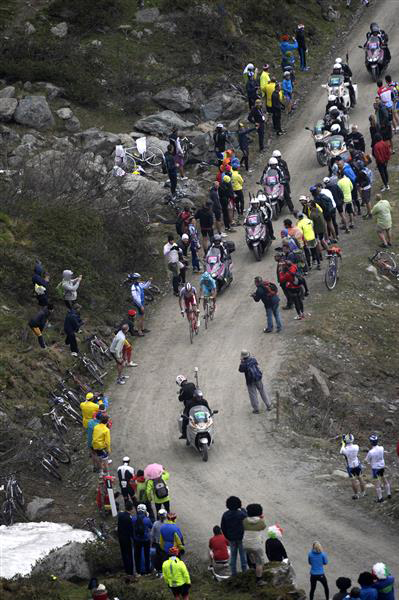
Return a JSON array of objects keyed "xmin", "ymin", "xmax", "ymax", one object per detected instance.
[
  {"xmin": 43, "ymin": 405, "xmax": 68, "ymax": 439},
  {"xmin": 202, "ymin": 296, "xmax": 215, "ymax": 329},
  {"xmin": 55, "ymin": 378, "xmax": 82, "ymax": 411},
  {"xmin": 325, "ymin": 246, "xmax": 342, "ymax": 290},
  {"xmin": 75, "ymin": 353, "xmax": 106, "ymax": 386},
  {"xmin": 1, "ymin": 472, "xmax": 25, "ymax": 525},
  {"xmin": 87, "ymin": 334, "xmax": 112, "ymax": 369},
  {"xmin": 183, "ymin": 306, "xmax": 200, "ymax": 344},
  {"xmin": 29, "ymin": 439, "xmax": 71, "ymax": 481},
  {"xmin": 124, "ymin": 138, "xmax": 164, "ymax": 169},
  {"xmin": 48, "ymin": 393, "xmax": 83, "ymax": 426},
  {"xmin": 369, "ymin": 250, "xmax": 399, "ymax": 281}
]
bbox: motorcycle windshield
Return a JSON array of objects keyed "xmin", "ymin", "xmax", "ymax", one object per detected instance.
[
  {"xmin": 189, "ymin": 407, "xmax": 210, "ymax": 422},
  {"xmin": 328, "ymin": 75, "xmax": 343, "ymax": 87},
  {"xmin": 327, "ymin": 135, "xmax": 344, "ymax": 151},
  {"xmin": 266, "ymin": 176, "xmax": 278, "ymax": 186}
]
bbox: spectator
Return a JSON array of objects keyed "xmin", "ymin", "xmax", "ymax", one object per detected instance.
[
  {"xmin": 296, "ymin": 208, "xmax": 321, "ymax": 269},
  {"xmin": 92, "ymin": 415, "xmax": 111, "ymax": 474},
  {"xmin": 271, "ymin": 83, "xmax": 285, "ymax": 136},
  {"xmin": 163, "ymin": 144, "xmax": 178, "ymax": 198},
  {"xmin": 187, "ymin": 218, "xmax": 201, "ymax": 272},
  {"xmin": 129, "ymin": 273, "xmax": 151, "ymax": 337},
  {"xmin": 260, "ymin": 64, "xmax": 271, "ymax": 97},
  {"xmin": 339, "ymin": 160, "xmax": 360, "ymax": 216},
  {"xmin": 323, "ymin": 176, "xmax": 348, "ymax": 232},
  {"xmin": 134, "ymin": 469, "xmax": 155, "ymax": 521},
  {"xmin": 117, "ymin": 457, "xmax": 136, "ymax": 508},
  {"xmin": 213, "ymin": 124, "xmax": 229, "ymax": 158},
  {"xmin": 64, "ymin": 307, "xmax": 82, "ymax": 357},
  {"xmin": 357, "ymin": 164, "xmax": 373, "ymax": 219},
  {"xmin": 369, "ymin": 115, "xmax": 381, "ymax": 155},
  {"xmin": 28, "ymin": 303, "xmax": 54, "ymax": 349},
  {"xmin": 151, "ymin": 508, "xmax": 168, "ymax": 575},
  {"xmin": 295, "ymin": 24, "xmax": 309, "ymax": 71},
  {"xmin": 279, "ymin": 34, "xmax": 298, "ymax": 60},
  {"xmin": 132, "ymin": 504, "xmax": 153, "ymax": 575},
  {"xmin": 163, "ymin": 234, "xmax": 185, "ymax": 296},
  {"xmin": 372, "ymin": 563, "xmax": 395, "ymax": 600},
  {"xmin": 160, "ymin": 512, "xmax": 185, "ymax": 555},
  {"xmin": 80, "ymin": 392, "xmax": 99, "ymax": 429},
  {"xmin": 209, "ymin": 525, "xmax": 229, "ymax": 564},
  {"xmin": 237, "ymin": 122, "xmax": 256, "ymax": 173},
  {"xmin": 146, "ymin": 469, "xmax": 170, "ymax": 515},
  {"xmin": 371, "ymin": 194, "xmax": 392, "ymax": 248},
  {"xmin": 337, "ymin": 173, "xmax": 354, "ymax": 229},
  {"xmin": 92, "ymin": 583, "xmax": 110, "ymax": 600},
  {"xmin": 374, "ymin": 97, "xmax": 393, "ymax": 153},
  {"xmin": 209, "ymin": 184, "xmax": 224, "ymax": 236},
  {"xmin": 231, "ymin": 163, "xmax": 244, "ymax": 218},
  {"xmin": 251, "ymin": 276, "xmax": 282, "ymax": 333},
  {"xmin": 265, "ymin": 525, "xmax": 287, "ymax": 563},
  {"xmin": 308, "ymin": 541, "xmax": 329, "ymax": 600},
  {"xmin": 221, "ymin": 496, "xmax": 248, "ymax": 576},
  {"xmin": 264, "ymin": 78, "xmax": 277, "ymax": 115},
  {"xmin": 242, "ymin": 503, "xmax": 267, "ymax": 587},
  {"xmin": 282, "ymin": 71, "xmax": 294, "ymax": 114},
  {"xmin": 117, "ymin": 500, "xmax": 135, "ymax": 577},
  {"xmin": 162, "ymin": 546, "xmax": 191, "ymax": 600},
  {"xmin": 358, "ymin": 572, "xmax": 378, "ymax": 600},
  {"xmin": 385, "ymin": 75, "xmax": 399, "ymax": 131},
  {"xmin": 277, "ymin": 258, "xmax": 306, "ymax": 320},
  {"xmin": 347, "ymin": 125, "xmax": 365, "ymax": 152},
  {"xmin": 176, "ymin": 206, "xmax": 191, "ymax": 237},
  {"xmin": 195, "ymin": 203, "xmax": 215, "ymax": 253},
  {"xmin": 239, "ymin": 350, "xmax": 272, "ymax": 413},
  {"xmin": 248, "ymin": 99, "xmax": 266, "ymax": 152},
  {"xmin": 87, "ymin": 410, "xmax": 102, "ymax": 472},
  {"xmin": 218, "ymin": 175, "xmax": 234, "ymax": 232},
  {"xmin": 61, "ymin": 269, "xmax": 82, "ymax": 309},
  {"xmin": 169, "ymin": 128, "xmax": 187, "ymax": 181},
  {"xmin": 32, "ymin": 261, "xmax": 50, "ymax": 307},
  {"xmin": 110, "ymin": 324, "xmax": 131, "ymax": 385},
  {"xmin": 333, "ymin": 578, "xmax": 352, "ymax": 600},
  {"xmin": 373, "ymin": 134, "xmax": 391, "ymax": 191}
]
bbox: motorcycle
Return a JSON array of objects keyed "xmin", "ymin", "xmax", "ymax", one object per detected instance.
[
  {"xmin": 321, "ymin": 73, "xmax": 358, "ymax": 111},
  {"xmin": 177, "ymin": 368, "xmax": 219, "ymax": 462},
  {"xmin": 244, "ymin": 198, "xmax": 271, "ymax": 262},
  {"xmin": 263, "ymin": 169, "xmax": 285, "ymax": 220},
  {"xmin": 325, "ymin": 134, "xmax": 350, "ymax": 172},
  {"xmin": 205, "ymin": 243, "xmax": 235, "ymax": 292},
  {"xmin": 359, "ymin": 36, "xmax": 386, "ymax": 82},
  {"xmin": 306, "ymin": 121, "xmax": 332, "ymax": 167}
]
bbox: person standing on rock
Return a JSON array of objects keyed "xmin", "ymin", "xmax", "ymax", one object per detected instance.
[
  {"xmin": 117, "ymin": 456, "xmax": 136, "ymax": 507},
  {"xmin": 248, "ymin": 99, "xmax": 266, "ymax": 152},
  {"xmin": 169, "ymin": 128, "xmax": 188, "ymax": 181},
  {"xmin": 239, "ymin": 350, "xmax": 272, "ymax": 413},
  {"xmin": 242, "ymin": 503, "xmax": 267, "ymax": 587},
  {"xmin": 209, "ymin": 182, "xmax": 224, "ymax": 236},
  {"xmin": 117, "ymin": 500, "xmax": 136, "ymax": 577},
  {"xmin": 194, "ymin": 203, "xmax": 215, "ymax": 253},
  {"xmin": 60, "ymin": 269, "xmax": 82, "ymax": 309},
  {"xmin": 32, "ymin": 261, "xmax": 50, "ymax": 307},
  {"xmin": 308, "ymin": 541, "xmax": 330, "ymax": 600},
  {"xmin": 213, "ymin": 124, "xmax": 229, "ymax": 162},
  {"xmin": 221, "ymin": 496, "xmax": 248, "ymax": 576},
  {"xmin": 163, "ymin": 144, "xmax": 178, "ymax": 198},
  {"xmin": 265, "ymin": 524, "xmax": 288, "ymax": 562},
  {"xmin": 28, "ymin": 303, "xmax": 54, "ymax": 349}
]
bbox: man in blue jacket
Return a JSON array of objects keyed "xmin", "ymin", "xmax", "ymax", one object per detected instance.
[
  {"xmin": 340, "ymin": 160, "xmax": 361, "ymax": 215},
  {"xmin": 358, "ymin": 572, "xmax": 378, "ymax": 600},
  {"xmin": 131, "ymin": 504, "xmax": 153, "ymax": 575},
  {"xmin": 221, "ymin": 496, "xmax": 247, "ymax": 576},
  {"xmin": 64, "ymin": 308, "xmax": 82, "ymax": 356},
  {"xmin": 129, "ymin": 273, "xmax": 151, "ymax": 337}
]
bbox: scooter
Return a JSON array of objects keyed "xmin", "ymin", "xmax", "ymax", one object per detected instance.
[
  {"xmin": 205, "ymin": 244, "xmax": 234, "ymax": 292},
  {"xmin": 359, "ymin": 36, "xmax": 387, "ymax": 82},
  {"xmin": 321, "ymin": 74, "xmax": 358, "ymax": 111},
  {"xmin": 263, "ymin": 169, "xmax": 285, "ymax": 220},
  {"xmin": 244, "ymin": 195, "xmax": 271, "ymax": 262}
]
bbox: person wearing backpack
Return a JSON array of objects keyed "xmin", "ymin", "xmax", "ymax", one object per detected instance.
[
  {"xmin": 357, "ymin": 164, "xmax": 373, "ymax": 219},
  {"xmin": 160, "ymin": 512, "xmax": 185, "ymax": 556},
  {"xmin": 131, "ymin": 504, "xmax": 153, "ymax": 575},
  {"xmin": 239, "ymin": 350, "xmax": 272, "ymax": 414},
  {"xmin": 134, "ymin": 469, "xmax": 155, "ymax": 521},
  {"xmin": 251, "ymin": 276, "xmax": 282, "ymax": 333},
  {"xmin": 146, "ymin": 469, "xmax": 170, "ymax": 515}
]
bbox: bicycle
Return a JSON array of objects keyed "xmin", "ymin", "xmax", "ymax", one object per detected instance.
[
  {"xmin": 183, "ymin": 307, "xmax": 199, "ymax": 344},
  {"xmin": 325, "ymin": 246, "xmax": 342, "ymax": 290},
  {"xmin": 87, "ymin": 334, "xmax": 112, "ymax": 369},
  {"xmin": 202, "ymin": 296, "xmax": 215, "ymax": 330},
  {"xmin": 43, "ymin": 405, "xmax": 68, "ymax": 439},
  {"xmin": 369, "ymin": 250, "xmax": 399, "ymax": 281},
  {"xmin": 124, "ymin": 137, "xmax": 164, "ymax": 169},
  {"xmin": 49, "ymin": 394, "xmax": 83, "ymax": 426},
  {"xmin": 76, "ymin": 354, "xmax": 106, "ymax": 386},
  {"xmin": 121, "ymin": 275, "xmax": 161, "ymax": 302},
  {"xmin": 1, "ymin": 473, "xmax": 24, "ymax": 526},
  {"xmin": 29, "ymin": 439, "xmax": 71, "ymax": 481},
  {"xmin": 56, "ymin": 379, "xmax": 82, "ymax": 411},
  {"xmin": 65, "ymin": 369, "xmax": 92, "ymax": 395},
  {"xmin": 180, "ymin": 136, "xmax": 193, "ymax": 162},
  {"xmin": 81, "ymin": 517, "xmax": 108, "ymax": 541}
]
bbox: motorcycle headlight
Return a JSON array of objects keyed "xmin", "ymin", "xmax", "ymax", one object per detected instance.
[{"xmin": 212, "ymin": 273, "xmax": 217, "ymax": 278}]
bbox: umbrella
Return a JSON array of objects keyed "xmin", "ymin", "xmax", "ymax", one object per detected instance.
[{"xmin": 144, "ymin": 463, "xmax": 163, "ymax": 479}]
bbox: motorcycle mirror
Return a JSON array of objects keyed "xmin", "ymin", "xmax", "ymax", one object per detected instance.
[
  {"xmin": 358, "ymin": 45, "xmax": 363, "ymax": 49},
  {"xmin": 305, "ymin": 127, "xmax": 311, "ymax": 131},
  {"xmin": 212, "ymin": 410, "xmax": 219, "ymax": 415},
  {"xmin": 321, "ymin": 84, "xmax": 327, "ymax": 88}
]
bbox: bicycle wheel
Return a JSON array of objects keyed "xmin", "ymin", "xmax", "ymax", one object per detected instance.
[
  {"xmin": 53, "ymin": 415, "xmax": 68, "ymax": 438},
  {"xmin": 189, "ymin": 316, "xmax": 193, "ymax": 344},
  {"xmin": 2, "ymin": 499, "xmax": 14, "ymax": 525},
  {"xmin": 63, "ymin": 405, "xmax": 83, "ymax": 426},
  {"xmin": 13, "ymin": 481, "xmax": 24, "ymax": 508},
  {"xmin": 124, "ymin": 153, "xmax": 138, "ymax": 171},
  {"xmin": 41, "ymin": 458, "xmax": 62, "ymax": 481},
  {"xmin": 62, "ymin": 389, "xmax": 81, "ymax": 411},
  {"xmin": 325, "ymin": 261, "xmax": 337, "ymax": 290},
  {"xmin": 90, "ymin": 343, "xmax": 105, "ymax": 369},
  {"xmin": 377, "ymin": 252, "xmax": 396, "ymax": 274},
  {"xmin": 204, "ymin": 302, "xmax": 209, "ymax": 330},
  {"xmin": 49, "ymin": 446, "xmax": 71, "ymax": 465},
  {"xmin": 144, "ymin": 289, "xmax": 154, "ymax": 302},
  {"xmin": 145, "ymin": 146, "xmax": 163, "ymax": 167},
  {"xmin": 210, "ymin": 302, "xmax": 215, "ymax": 321},
  {"xmin": 85, "ymin": 358, "xmax": 105, "ymax": 385}
]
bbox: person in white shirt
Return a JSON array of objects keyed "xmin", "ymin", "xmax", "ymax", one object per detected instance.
[
  {"xmin": 163, "ymin": 234, "xmax": 185, "ymax": 296},
  {"xmin": 117, "ymin": 456, "xmax": 136, "ymax": 507},
  {"xmin": 110, "ymin": 324, "xmax": 130, "ymax": 385},
  {"xmin": 340, "ymin": 434, "xmax": 366, "ymax": 500},
  {"xmin": 365, "ymin": 434, "xmax": 391, "ymax": 503}
]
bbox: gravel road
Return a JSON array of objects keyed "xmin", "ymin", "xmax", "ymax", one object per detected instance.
[{"xmin": 112, "ymin": 0, "xmax": 399, "ymax": 591}]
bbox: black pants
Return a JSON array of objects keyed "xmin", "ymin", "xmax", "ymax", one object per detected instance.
[
  {"xmin": 310, "ymin": 574, "xmax": 329, "ymax": 600},
  {"xmin": 220, "ymin": 199, "xmax": 230, "ymax": 229},
  {"xmin": 283, "ymin": 181, "xmax": 294, "ymax": 211},
  {"xmin": 121, "ymin": 485, "xmax": 137, "ymax": 507},
  {"xmin": 155, "ymin": 500, "xmax": 170, "ymax": 515},
  {"xmin": 298, "ymin": 46, "xmax": 307, "ymax": 69},
  {"xmin": 119, "ymin": 537, "xmax": 135, "ymax": 575},
  {"xmin": 272, "ymin": 110, "xmax": 282, "ymax": 133},
  {"xmin": 266, "ymin": 220, "xmax": 274, "ymax": 240},
  {"xmin": 377, "ymin": 162, "xmax": 389, "ymax": 186},
  {"xmin": 351, "ymin": 185, "xmax": 361, "ymax": 214},
  {"xmin": 240, "ymin": 149, "xmax": 249, "ymax": 171},
  {"xmin": 30, "ymin": 326, "xmax": 46, "ymax": 348},
  {"xmin": 169, "ymin": 170, "xmax": 177, "ymax": 195},
  {"xmin": 134, "ymin": 539, "xmax": 151, "ymax": 574},
  {"xmin": 310, "ymin": 246, "xmax": 320, "ymax": 266},
  {"xmin": 234, "ymin": 190, "xmax": 244, "ymax": 215},
  {"xmin": 64, "ymin": 300, "xmax": 75, "ymax": 309},
  {"xmin": 153, "ymin": 543, "xmax": 168, "ymax": 572},
  {"xmin": 280, "ymin": 282, "xmax": 292, "ymax": 308},
  {"xmin": 65, "ymin": 333, "xmax": 78, "ymax": 354},
  {"xmin": 257, "ymin": 123, "xmax": 265, "ymax": 151},
  {"xmin": 287, "ymin": 288, "xmax": 304, "ymax": 316},
  {"xmin": 330, "ymin": 209, "xmax": 339, "ymax": 237}
]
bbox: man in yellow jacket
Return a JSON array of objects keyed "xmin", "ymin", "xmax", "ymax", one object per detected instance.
[
  {"xmin": 259, "ymin": 64, "xmax": 271, "ymax": 98},
  {"xmin": 231, "ymin": 164, "xmax": 244, "ymax": 218},
  {"xmin": 162, "ymin": 546, "xmax": 191, "ymax": 600},
  {"xmin": 80, "ymin": 392, "xmax": 99, "ymax": 429},
  {"xmin": 92, "ymin": 415, "xmax": 111, "ymax": 473}
]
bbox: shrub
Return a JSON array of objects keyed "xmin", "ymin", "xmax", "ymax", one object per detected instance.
[
  {"xmin": 84, "ymin": 538, "xmax": 123, "ymax": 575},
  {"xmin": 48, "ymin": 0, "xmax": 121, "ymax": 33}
]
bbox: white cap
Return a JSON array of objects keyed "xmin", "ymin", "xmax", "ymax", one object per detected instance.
[
  {"xmin": 181, "ymin": 233, "xmax": 189, "ymax": 241},
  {"xmin": 284, "ymin": 71, "xmax": 291, "ymax": 76},
  {"xmin": 247, "ymin": 63, "xmax": 255, "ymax": 70},
  {"xmin": 97, "ymin": 584, "xmax": 106, "ymax": 591},
  {"xmin": 299, "ymin": 195, "xmax": 308, "ymax": 201},
  {"xmin": 123, "ymin": 456, "xmax": 130, "ymax": 463},
  {"xmin": 158, "ymin": 508, "xmax": 168, "ymax": 516},
  {"xmin": 137, "ymin": 504, "xmax": 147, "ymax": 512}
]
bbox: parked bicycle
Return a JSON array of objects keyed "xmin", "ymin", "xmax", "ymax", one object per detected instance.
[
  {"xmin": 43, "ymin": 405, "xmax": 68, "ymax": 439},
  {"xmin": 1, "ymin": 472, "xmax": 24, "ymax": 526},
  {"xmin": 87, "ymin": 334, "xmax": 112, "ymax": 369},
  {"xmin": 325, "ymin": 246, "xmax": 342, "ymax": 291},
  {"xmin": 65, "ymin": 369, "xmax": 92, "ymax": 395},
  {"xmin": 124, "ymin": 137, "xmax": 164, "ymax": 169},
  {"xmin": 55, "ymin": 378, "xmax": 82, "ymax": 411},
  {"xmin": 49, "ymin": 393, "xmax": 83, "ymax": 426},
  {"xmin": 29, "ymin": 439, "xmax": 71, "ymax": 481},
  {"xmin": 75, "ymin": 354, "xmax": 106, "ymax": 386},
  {"xmin": 369, "ymin": 250, "xmax": 399, "ymax": 281},
  {"xmin": 81, "ymin": 517, "xmax": 108, "ymax": 541}
]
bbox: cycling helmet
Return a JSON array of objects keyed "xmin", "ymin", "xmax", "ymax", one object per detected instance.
[
  {"xmin": 331, "ymin": 124, "xmax": 341, "ymax": 133},
  {"xmin": 370, "ymin": 23, "xmax": 380, "ymax": 34},
  {"xmin": 176, "ymin": 374, "xmax": 187, "ymax": 386},
  {"xmin": 181, "ymin": 233, "xmax": 189, "ymax": 241},
  {"xmin": 335, "ymin": 57, "xmax": 343, "ymax": 64},
  {"xmin": 184, "ymin": 282, "xmax": 192, "ymax": 293},
  {"xmin": 369, "ymin": 433, "xmax": 379, "ymax": 445},
  {"xmin": 272, "ymin": 150, "xmax": 281, "ymax": 158},
  {"xmin": 137, "ymin": 504, "xmax": 147, "ymax": 512},
  {"xmin": 328, "ymin": 94, "xmax": 336, "ymax": 102},
  {"xmin": 129, "ymin": 272, "xmax": 141, "ymax": 280},
  {"xmin": 213, "ymin": 234, "xmax": 222, "ymax": 242},
  {"xmin": 122, "ymin": 456, "xmax": 130, "ymax": 462},
  {"xmin": 344, "ymin": 434, "xmax": 354, "ymax": 444},
  {"xmin": 323, "ymin": 176, "xmax": 330, "ymax": 184},
  {"xmin": 268, "ymin": 157, "xmax": 278, "ymax": 166},
  {"xmin": 284, "ymin": 71, "xmax": 291, "ymax": 77}
]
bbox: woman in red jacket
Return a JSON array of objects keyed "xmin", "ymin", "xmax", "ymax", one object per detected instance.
[
  {"xmin": 277, "ymin": 261, "xmax": 305, "ymax": 320},
  {"xmin": 373, "ymin": 134, "xmax": 391, "ymax": 191}
]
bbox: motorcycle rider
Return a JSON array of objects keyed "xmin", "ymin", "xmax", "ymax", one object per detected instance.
[
  {"xmin": 261, "ymin": 157, "xmax": 285, "ymax": 212},
  {"xmin": 207, "ymin": 233, "xmax": 229, "ymax": 263},
  {"xmin": 176, "ymin": 374, "xmax": 196, "ymax": 404},
  {"xmin": 325, "ymin": 94, "xmax": 346, "ymax": 115},
  {"xmin": 272, "ymin": 150, "xmax": 294, "ymax": 212},
  {"xmin": 179, "ymin": 388, "xmax": 211, "ymax": 440},
  {"xmin": 335, "ymin": 57, "xmax": 356, "ymax": 107},
  {"xmin": 365, "ymin": 23, "xmax": 390, "ymax": 65},
  {"xmin": 247, "ymin": 196, "xmax": 275, "ymax": 241}
]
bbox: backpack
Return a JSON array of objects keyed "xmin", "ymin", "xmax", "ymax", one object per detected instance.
[
  {"xmin": 263, "ymin": 281, "xmax": 278, "ymax": 296},
  {"xmin": 56, "ymin": 281, "xmax": 64, "ymax": 299},
  {"xmin": 292, "ymin": 273, "xmax": 306, "ymax": 287},
  {"xmin": 153, "ymin": 476, "xmax": 168, "ymax": 499},
  {"xmin": 134, "ymin": 514, "xmax": 145, "ymax": 537},
  {"xmin": 247, "ymin": 361, "xmax": 262, "ymax": 383}
]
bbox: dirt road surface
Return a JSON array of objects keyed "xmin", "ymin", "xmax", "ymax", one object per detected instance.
[{"xmin": 112, "ymin": 1, "xmax": 399, "ymax": 591}]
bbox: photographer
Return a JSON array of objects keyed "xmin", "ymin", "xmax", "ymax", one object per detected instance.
[
  {"xmin": 163, "ymin": 234, "xmax": 186, "ymax": 296},
  {"xmin": 251, "ymin": 276, "xmax": 282, "ymax": 334}
]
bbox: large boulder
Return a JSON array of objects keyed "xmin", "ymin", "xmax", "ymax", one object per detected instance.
[
  {"xmin": 190, "ymin": 130, "xmax": 213, "ymax": 157},
  {"xmin": 26, "ymin": 497, "xmax": 55, "ymax": 520},
  {"xmin": 120, "ymin": 173, "xmax": 165, "ymax": 205},
  {"xmin": 51, "ymin": 22, "xmax": 68, "ymax": 38},
  {"xmin": 136, "ymin": 7, "xmax": 160, "ymax": 23},
  {"xmin": 77, "ymin": 128, "xmax": 121, "ymax": 154},
  {"xmin": 200, "ymin": 93, "xmax": 246, "ymax": 121},
  {"xmin": 0, "ymin": 98, "xmax": 18, "ymax": 122},
  {"xmin": 14, "ymin": 96, "xmax": 55, "ymax": 129},
  {"xmin": 0, "ymin": 86, "xmax": 16, "ymax": 99},
  {"xmin": 31, "ymin": 541, "xmax": 90, "ymax": 581},
  {"xmin": 153, "ymin": 87, "xmax": 192, "ymax": 112},
  {"xmin": 135, "ymin": 110, "xmax": 194, "ymax": 136}
]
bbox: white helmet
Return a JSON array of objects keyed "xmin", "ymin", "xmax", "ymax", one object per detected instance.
[
  {"xmin": 158, "ymin": 508, "xmax": 168, "ymax": 516},
  {"xmin": 181, "ymin": 233, "xmax": 189, "ymax": 241},
  {"xmin": 122, "ymin": 456, "xmax": 130, "ymax": 463},
  {"xmin": 250, "ymin": 198, "xmax": 259, "ymax": 205},
  {"xmin": 329, "ymin": 105, "xmax": 338, "ymax": 113},
  {"xmin": 137, "ymin": 504, "xmax": 147, "ymax": 512},
  {"xmin": 323, "ymin": 177, "xmax": 330, "ymax": 184},
  {"xmin": 333, "ymin": 63, "xmax": 342, "ymax": 70},
  {"xmin": 247, "ymin": 63, "xmax": 255, "ymax": 70},
  {"xmin": 257, "ymin": 192, "xmax": 267, "ymax": 202},
  {"xmin": 176, "ymin": 374, "xmax": 187, "ymax": 386},
  {"xmin": 335, "ymin": 57, "xmax": 343, "ymax": 64},
  {"xmin": 299, "ymin": 195, "xmax": 308, "ymax": 201},
  {"xmin": 268, "ymin": 157, "xmax": 278, "ymax": 166},
  {"xmin": 272, "ymin": 150, "xmax": 281, "ymax": 158},
  {"xmin": 328, "ymin": 94, "xmax": 336, "ymax": 102},
  {"xmin": 344, "ymin": 434, "xmax": 354, "ymax": 444},
  {"xmin": 331, "ymin": 124, "xmax": 341, "ymax": 133}
]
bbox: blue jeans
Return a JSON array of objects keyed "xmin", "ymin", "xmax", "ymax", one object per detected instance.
[
  {"xmin": 266, "ymin": 297, "xmax": 282, "ymax": 331},
  {"xmin": 229, "ymin": 540, "xmax": 247, "ymax": 575},
  {"xmin": 190, "ymin": 240, "xmax": 200, "ymax": 270},
  {"xmin": 298, "ymin": 47, "xmax": 307, "ymax": 69}
]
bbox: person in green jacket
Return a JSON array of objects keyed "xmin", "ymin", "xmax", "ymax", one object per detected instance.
[
  {"xmin": 162, "ymin": 546, "xmax": 191, "ymax": 600},
  {"xmin": 146, "ymin": 469, "xmax": 170, "ymax": 516},
  {"xmin": 135, "ymin": 469, "xmax": 154, "ymax": 521},
  {"xmin": 371, "ymin": 194, "xmax": 392, "ymax": 247}
]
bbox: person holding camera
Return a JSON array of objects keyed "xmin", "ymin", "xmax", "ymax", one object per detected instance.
[
  {"xmin": 163, "ymin": 234, "xmax": 186, "ymax": 296},
  {"xmin": 251, "ymin": 276, "xmax": 282, "ymax": 333}
]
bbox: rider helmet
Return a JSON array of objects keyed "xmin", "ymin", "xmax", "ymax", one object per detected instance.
[
  {"xmin": 335, "ymin": 57, "xmax": 343, "ymax": 64},
  {"xmin": 122, "ymin": 456, "xmax": 130, "ymax": 463},
  {"xmin": 323, "ymin": 177, "xmax": 330, "ymax": 184},
  {"xmin": 184, "ymin": 282, "xmax": 192, "ymax": 293},
  {"xmin": 328, "ymin": 94, "xmax": 336, "ymax": 102},
  {"xmin": 137, "ymin": 504, "xmax": 147, "ymax": 512},
  {"xmin": 369, "ymin": 433, "xmax": 379, "ymax": 445},
  {"xmin": 272, "ymin": 150, "xmax": 282, "ymax": 158},
  {"xmin": 176, "ymin": 374, "xmax": 187, "ymax": 386},
  {"xmin": 129, "ymin": 272, "xmax": 141, "ymax": 280},
  {"xmin": 370, "ymin": 23, "xmax": 380, "ymax": 34},
  {"xmin": 344, "ymin": 434, "xmax": 354, "ymax": 444},
  {"xmin": 213, "ymin": 234, "xmax": 222, "ymax": 245},
  {"xmin": 250, "ymin": 198, "xmax": 260, "ymax": 207},
  {"xmin": 330, "ymin": 109, "xmax": 340, "ymax": 119},
  {"xmin": 268, "ymin": 157, "xmax": 278, "ymax": 166},
  {"xmin": 333, "ymin": 63, "xmax": 342, "ymax": 70},
  {"xmin": 331, "ymin": 124, "xmax": 341, "ymax": 134},
  {"xmin": 257, "ymin": 192, "xmax": 267, "ymax": 202},
  {"xmin": 328, "ymin": 105, "xmax": 338, "ymax": 113}
]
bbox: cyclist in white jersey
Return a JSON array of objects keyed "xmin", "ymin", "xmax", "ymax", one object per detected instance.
[
  {"xmin": 365, "ymin": 434, "xmax": 391, "ymax": 503},
  {"xmin": 340, "ymin": 434, "xmax": 366, "ymax": 500}
]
